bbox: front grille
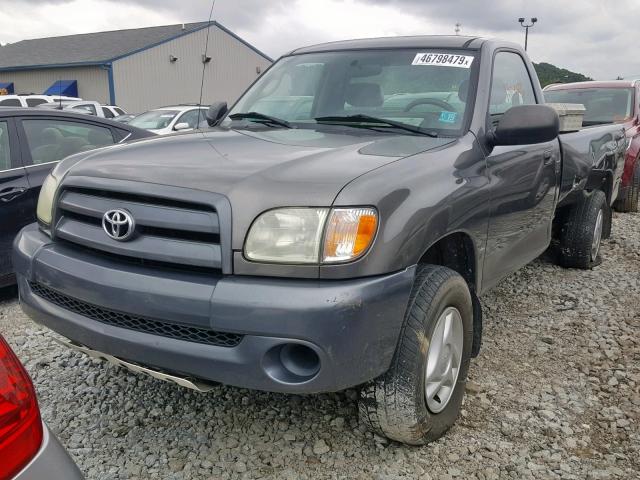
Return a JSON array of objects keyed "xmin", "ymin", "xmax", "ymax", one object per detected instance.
[
  {"xmin": 54, "ymin": 188, "xmax": 224, "ymax": 271},
  {"xmin": 29, "ymin": 282, "xmax": 243, "ymax": 348}
]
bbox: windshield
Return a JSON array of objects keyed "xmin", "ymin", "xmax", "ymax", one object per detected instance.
[
  {"xmin": 544, "ymin": 87, "xmax": 634, "ymax": 126},
  {"xmin": 130, "ymin": 110, "xmax": 179, "ymax": 130},
  {"xmin": 223, "ymin": 49, "xmax": 478, "ymax": 135}
]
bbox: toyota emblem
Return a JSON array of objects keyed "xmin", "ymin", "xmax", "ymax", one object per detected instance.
[{"xmin": 102, "ymin": 209, "xmax": 135, "ymax": 241}]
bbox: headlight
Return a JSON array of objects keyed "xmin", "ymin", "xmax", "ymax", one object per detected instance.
[
  {"xmin": 244, "ymin": 207, "xmax": 378, "ymax": 264},
  {"xmin": 245, "ymin": 208, "xmax": 329, "ymax": 263},
  {"xmin": 36, "ymin": 173, "xmax": 60, "ymax": 226}
]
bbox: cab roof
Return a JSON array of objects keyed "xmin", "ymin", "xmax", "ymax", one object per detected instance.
[
  {"xmin": 289, "ymin": 35, "xmax": 485, "ymax": 55},
  {"xmin": 545, "ymin": 80, "xmax": 639, "ymax": 91}
]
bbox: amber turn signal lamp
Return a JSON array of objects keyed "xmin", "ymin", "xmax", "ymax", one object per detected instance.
[{"xmin": 322, "ymin": 208, "xmax": 378, "ymax": 263}]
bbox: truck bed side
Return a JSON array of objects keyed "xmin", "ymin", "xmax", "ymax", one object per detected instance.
[{"xmin": 557, "ymin": 124, "xmax": 626, "ymax": 207}]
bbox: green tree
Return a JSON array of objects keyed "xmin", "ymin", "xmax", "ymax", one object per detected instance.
[{"xmin": 533, "ymin": 62, "xmax": 592, "ymax": 88}]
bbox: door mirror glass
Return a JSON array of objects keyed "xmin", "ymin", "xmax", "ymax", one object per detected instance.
[
  {"xmin": 206, "ymin": 102, "xmax": 228, "ymax": 126},
  {"xmin": 491, "ymin": 105, "xmax": 559, "ymax": 146},
  {"xmin": 173, "ymin": 122, "xmax": 191, "ymax": 131}
]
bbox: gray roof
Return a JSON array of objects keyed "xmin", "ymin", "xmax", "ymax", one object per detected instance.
[
  {"xmin": 291, "ymin": 35, "xmax": 485, "ymax": 55},
  {"xmin": 0, "ymin": 22, "xmax": 271, "ymax": 70}
]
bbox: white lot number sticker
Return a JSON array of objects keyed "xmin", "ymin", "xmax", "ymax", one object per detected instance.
[{"xmin": 412, "ymin": 53, "xmax": 474, "ymax": 68}]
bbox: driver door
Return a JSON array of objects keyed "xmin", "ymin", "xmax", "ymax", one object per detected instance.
[{"xmin": 482, "ymin": 51, "xmax": 560, "ymax": 290}]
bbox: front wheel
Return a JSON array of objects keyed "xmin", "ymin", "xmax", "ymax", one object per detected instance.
[{"xmin": 358, "ymin": 265, "xmax": 473, "ymax": 445}]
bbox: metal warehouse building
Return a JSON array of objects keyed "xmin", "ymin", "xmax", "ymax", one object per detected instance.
[{"xmin": 0, "ymin": 22, "xmax": 272, "ymax": 112}]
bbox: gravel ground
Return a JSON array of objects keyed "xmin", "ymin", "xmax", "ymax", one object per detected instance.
[{"xmin": 1, "ymin": 212, "xmax": 638, "ymax": 480}]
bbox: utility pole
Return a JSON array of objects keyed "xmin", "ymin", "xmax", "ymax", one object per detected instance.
[
  {"xmin": 455, "ymin": 23, "xmax": 461, "ymax": 35},
  {"xmin": 518, "ymin": 17, "xmax": 537, "ymax": 51}
]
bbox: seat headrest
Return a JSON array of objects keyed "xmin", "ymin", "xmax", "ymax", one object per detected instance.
[
  {"xmin": 490, "ymin": 80, "xmax": 507, "ymax": 106},
  {"xmin": 41, "ymin": 127, "xmax": 63, "ymax": 145},
  {"xmin": 458, "ymin": 80, "xmax": 470, "ymax": 103},
  {"xmin": 345, "ymin": 83, "xmax": 383, "ymax": 107}
]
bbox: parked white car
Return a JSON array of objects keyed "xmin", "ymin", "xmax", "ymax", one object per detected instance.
[
  {"xmin": 37, "ymin": 100, "xmax": 126, "ymax": 118},
  {"xmin": 0, "ymin": 94, "xmax": 81, "ymax": 107},
  {"xmin": 128, "ymin": 105, "xmax": 208, "ymax": 135}
]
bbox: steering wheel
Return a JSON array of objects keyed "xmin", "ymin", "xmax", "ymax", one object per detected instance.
[{"xmin": 404, "ymin": 98, "xmax": 456, "ymax": 112}]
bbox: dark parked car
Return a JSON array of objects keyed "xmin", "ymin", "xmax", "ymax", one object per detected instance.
[
  {"xmin": 13, "ymin": 36, "xmax": 625, "ymax": 444},
  {"xmin": 0, "ymin": 109, "xmax": 154, "ymax": 287},
  {"xmin": 545, "ymin": 80, "xmax": 640, "ymax": 212}
]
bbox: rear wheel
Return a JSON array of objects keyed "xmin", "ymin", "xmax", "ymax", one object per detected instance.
[
  {"xmin": 559, "ymin": 190, "xmax": 607, "ymax": 269},
  {"xmin": 614, "ymin": 162, "xmax": 639, "ymax": 213},
  {"xmin": 358, "ymin": 265, "xmax": 473, "ymax": 445}
]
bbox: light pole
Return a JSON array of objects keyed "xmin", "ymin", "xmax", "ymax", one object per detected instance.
[{"xmin": 518, "ymin": 17, "xmax": 537, "ymax": 51}]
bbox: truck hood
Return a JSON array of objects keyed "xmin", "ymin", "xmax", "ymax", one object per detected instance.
[
  {"xmin": 63, "ymin": 127, "xmax": 454, "ymax": 247},
  {"xmin": 66, "ymin": 127, "xmax": 452, "ymax": 201}
]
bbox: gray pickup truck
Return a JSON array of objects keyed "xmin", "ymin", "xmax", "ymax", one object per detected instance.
[{"xmin": 14, "ymin": 36, "xmax": 625, "ymax": 444}]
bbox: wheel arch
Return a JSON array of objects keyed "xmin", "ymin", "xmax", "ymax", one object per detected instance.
[
  {"xmin": 416, "ymin": 231, "xmax": 483, "ymax": 357},
  {"xmin": 417, "ymin": 231, "xmax": 480, "ymax": 291},
  {"xmin": 585, "ymin": 168, "xmax": 614, "ymax": 205}
]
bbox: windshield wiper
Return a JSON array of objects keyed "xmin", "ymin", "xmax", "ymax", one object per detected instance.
[
  {"xmin": 315, "ymin": 114, "xmax": 438, "ymax": 137},
  {"xmin": 228, "ymin": 111, "xmax": 291, "ymax": 128}
]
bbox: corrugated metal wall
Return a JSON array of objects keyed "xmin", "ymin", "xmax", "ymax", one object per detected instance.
[
  {"xmin": 0, "ymin": 66, "xmax": 109, "ymax": 101},
  {"xmin": 112, "ymin": 25, "xmax": 272, "ymax": 113}
]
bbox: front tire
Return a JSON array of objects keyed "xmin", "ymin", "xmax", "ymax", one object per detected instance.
[
  {"xmin": 559, "ymin": 190, "xmax": 607, "ymax": 269},
  {"xmin": 358, "ymin": 265, "xmax": 473, "ymax": 445}
]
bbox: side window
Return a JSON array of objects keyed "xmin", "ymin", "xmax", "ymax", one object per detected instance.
[
  {"xmin": 0, "ymin": 121, "xmax": 11, "ymax": 171},
  {"xmin": 0, "ymin": 98, "xmax": 21, "ymax": 107},
  {"xmin": 102, "ymin": 107, "xmax": 114, "ymax": 118},
  {"xmin": 114, "ymin": 107, "xmax": 125, "ymax": 116},
  {"xmin": 489, "ymin": 52, "xmax": 537, "ymax": 120},
  {"xmin": 176, "ymin": 110, "xmax": 203, "ymax": 129},
  {"xmin": 26, "ymin": 98, "xmax": 48, "ymax": 107},
  {"xmin": 22, "ymin": 119, "xmax": 115, "ymax": 165}
]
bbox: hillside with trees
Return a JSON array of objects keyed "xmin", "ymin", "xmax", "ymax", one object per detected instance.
[{"xmin": 533, "ymin": 62, "xmax": 592, "ymax": 87}]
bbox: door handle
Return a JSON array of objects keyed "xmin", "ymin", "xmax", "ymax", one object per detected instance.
[
  {"xmin": 543, "ymin": 150, "xmax": 554, "ymax": 166},
  {"xmin": 0, "ymin": 187, "xmax": 27, "ymax": 203}
]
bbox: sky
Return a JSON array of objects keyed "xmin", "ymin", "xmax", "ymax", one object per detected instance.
[{"xmin": 1, "ymin": 0, "xmax": 638, "ymax": 80}]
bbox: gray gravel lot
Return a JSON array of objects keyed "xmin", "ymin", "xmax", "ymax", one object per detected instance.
[{"xmin": 1, "ymin": 212, "xmax": 638, "ymax": 480}]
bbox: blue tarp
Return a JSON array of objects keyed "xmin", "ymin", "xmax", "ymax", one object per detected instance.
[
  {"xmin": 0, "ymin": 82, "xmax": 14, "ymax": 94},
  {"xmin": 44, "ymin": 80, "xmax": 78, "ymax": 97}
]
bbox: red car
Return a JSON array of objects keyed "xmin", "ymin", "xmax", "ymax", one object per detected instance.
[
  {"xmin": 545, "ymin": 80, "xmax": 640, "ymax": 212},
  {"xmin": 0, "ymin": 335, "xmax": 83, "ymax": 479}
]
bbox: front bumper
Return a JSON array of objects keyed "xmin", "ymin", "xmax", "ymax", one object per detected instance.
[
  {"xmin": 14, "ymin": 224, "xmax": 415, "ymax": 393},
  {"xmin": 14, "ymin": 422, "xmax": 84, "ymax": 480}
]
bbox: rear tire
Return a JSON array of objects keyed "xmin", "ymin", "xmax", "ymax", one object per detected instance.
[
  {"xmin": 358, "ymin": 265, "xmax": 473, "ymax": 445},
  {"xmin": 614, "ymin": 163, "xmax": 639, "ymax": 213},
  {"xmin": 559, "ymin": 190, "xmax": 607, "ymax": 269}
]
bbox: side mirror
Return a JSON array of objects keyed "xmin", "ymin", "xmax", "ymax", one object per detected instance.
[
  {"xmin": 206, "ymin": 101, "xmax": 228, "ymax": 127},
  {"xmin": 173, "ymin": 122, "xmax": 191, "ymax": 131},
  {"xmin": 489, "ymin": 105, "xmax": 559, "ymax": 147}
]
